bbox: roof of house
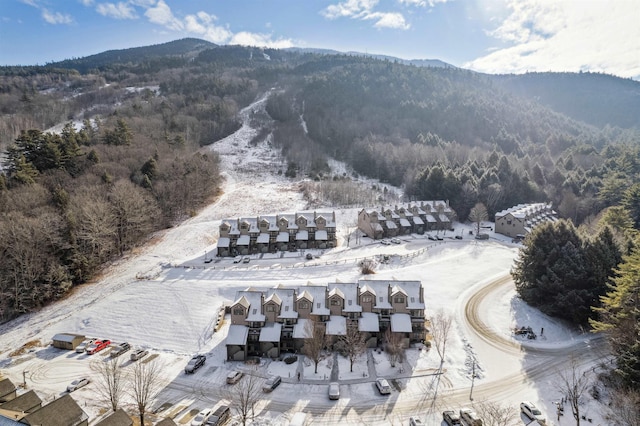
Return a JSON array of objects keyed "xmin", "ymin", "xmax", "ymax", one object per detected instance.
[
  {"xmin": 361, "ymin": 281, "xmax": 392, "ymax": 309},
  {"xmin": 259, "ymin": 323, "xmax": 282, "ymax": 342},
  {"xmin": 0, "ymin": 390, "xmax": 41, "ymax": 413},
  {"xmin": 94, "ymin": 408, "xmax": 133, "ymax": 426},
  {"xmin": 315, "ymin": 230, "xmax": 328, "ymax": 240},
  {"xmin": 328, "ymin": 283, "xmax": 362, "ymax": 313},
  {"xmin": 52, "ymin": 333, "xmax": 84, "ymax": 343},
  {"xmin": 390, "ymin": 313, "xmax": 412, "ymax": 333},
  {"xmin": 226, "ymin": 325, "xmax": 249, "ymax": 345},
  {"xmin": 256, "ymin": 233, "xmax": 270, "ymax": 244},
  {"xmin": 301, "ymin": 286, "xmax": 330, "ymax": 315},
  {"xmin": 325, "ymin": 316, "xmax": 346, "ymax": 336},
  {"xmin": 234, "ymin": 290, "xmax": 265, "ymax": 322},
  {"xmin": 267, "ymin": 287, "xmax": 298, "ymax": 319},
  {"xmin": 359, "ymin": 312, "xmax": 380, "ymax": 332},
  {"xmin": 155, "ymin": 418, "xmax": 178, "ymax": 426},
  {"xmin": 217, "ymin": 237, "xmax": 230, "ymax": 248},
  {"xmin": 237, "ymin": 235, "xmax": 250, "ymax": 245},
  {"xmin": 0, "ymin": 379, "xmax": 15, "ymax": 398},
  {"xmin": 22, "ymin": 394, "xmax": 88, "ymax": 426},
  {"xmin": 293, "ymin": 319, "xmax": 311, "ymax": 339},
  {"xmin": 276, "ymin": 231, "xmax": 289, "ymax": 242},
  {"xmin": 393, "ymin": 281, "xmax": 424, "ymax": 309}
]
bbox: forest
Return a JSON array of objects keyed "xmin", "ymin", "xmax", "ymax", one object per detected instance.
[{"xmin": 1, "ymin": 38, "xmax": 639, "ymax": 394}]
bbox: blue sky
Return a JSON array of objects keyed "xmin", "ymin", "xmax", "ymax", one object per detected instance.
[{"xmin": 1, "ymin": 0, "xmax": 638, "ymax": 79}]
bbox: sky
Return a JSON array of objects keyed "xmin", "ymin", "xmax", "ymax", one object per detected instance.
[{"xmin": 1, "ymin": 1, "xmax": 639, "ymax": 76}]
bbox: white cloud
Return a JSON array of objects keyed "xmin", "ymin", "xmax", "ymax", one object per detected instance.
[
  {"xmin": 144, "ymin": 0, "xmax": 182, "ymax": 31},
  {"xmin": 229, "ymin": 32, "xmax": 294, "ymax": 50},
  {"xmin": 322, "ymin": 0, "xmax": 379, "ymax": 19},
  {"xmin": 465, "ymin": 0, "xmax": 640, "ymax": 79},
  {"xmin": 322, "ymin": 0, "xmax": 410, "ymax": 30},
  {"xmin": 78, "ymin": 0, "xmax": 94, "ymax": 6},
  {"xmin": 184, "ymin": 12, "xmax": 231, "ymax": 44},
  {"xmin": 96, "ymin": 2, "xmax": 137, "ymax": 20},
  {"xmin": 366, "ymin": 12, "xmax": 410, "ymax": 29},
  {"xmin": 41, "ymin": 8, "xmax": 73, "ymax": 24}
]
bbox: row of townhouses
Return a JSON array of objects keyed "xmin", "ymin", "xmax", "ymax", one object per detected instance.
[
  {"xmin": 357, "ymin": 201, "xmax": 455, "ymax": 239},
  {"xmin": 226, "ymin": 280, "xmax": 426, "ymax": 361},
  {"xmin": 494, "ymin": 203, "xmax": 557, "ymax": 238},
  {"xmin": 217, "ymin": 211, "xmax": 337, "ymax": 257}
]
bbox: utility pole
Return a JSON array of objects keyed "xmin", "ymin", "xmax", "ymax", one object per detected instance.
[
  {"xmin": 469, "ymin": 361, "xmax": 475, "ymax": 401},
  {"xmin": 23, "ymin": 370, "xmax": 29, "ymax": 389}
]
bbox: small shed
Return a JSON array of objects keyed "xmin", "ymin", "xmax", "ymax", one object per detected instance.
[
  {"xmin": 52, "ymin": 333, "xmax": 85, "ymax": 350},
  {"xmin": 0, "ymin": 378, "xmax": 17, "ymax": 403}
]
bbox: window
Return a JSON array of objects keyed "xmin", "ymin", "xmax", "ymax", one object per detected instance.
[
  {"xmin": 266, "ymin": 305, "xmax": 275, "ymax": 312},
  {"xmin": 299, "ymin": 301, "xmax": 309, "ymax": 309},
  {"xmin": 317, "ymin": 302, "xmax": 321, "ymax": 309},
  {"xmin": 362, "ymin": 296, "xmax": 372, "ymax": 303},
  {"xmin": 348, "ymin": 300, "xmax": 353, "ymax": 306},
  {"xmin": 394, "ymin": 296, "xmax": 405, "ymax": 304},
  {"xmin": 410, "ymin": 297, "xmax": 415, "ymax": 303},
  {"xmin": 331, "ymin": 299, "xmax": 341, "ymax": 306},
  {"xmin": 233, "ymin": 308, "xmax": 244, "ymax": 316}
]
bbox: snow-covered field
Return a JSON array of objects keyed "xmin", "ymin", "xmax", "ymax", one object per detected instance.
[{"xmin": 0, "ymin": 93, "xmax": 612, "ymax": 426}]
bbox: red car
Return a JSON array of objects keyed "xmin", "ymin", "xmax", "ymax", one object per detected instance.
[{"xmin": 86, "ymin": 339, "xmax": 111, "ymax": 355}]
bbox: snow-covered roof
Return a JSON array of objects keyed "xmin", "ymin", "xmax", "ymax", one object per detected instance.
[
  {"xmin": 412, "ymin": 217, "xmax": 424, "ymax": 225},
  {"xmin": 226, "ymin": 325, "xmax": 249, "ymax": 345},
  {"xmin": 401, "ymin": 281, "xmax": 425, "ymax": 309},
  {"xmin": 390, "ymin": 313, "xmax": 412, "ymax": 333},
  {"xmin": 325, "ymin": 315, "xmax": 346, "ymax": 336},
  {"xmin": 399, "ymin": 218, "xmax": 411, "ymax": 227},
  {"xmin": 259, "ymin": 323, "xmax": 282, "ymax": 342},
  {"xmin": 359, "ymin": 312, "xmax": 380, "ymax": 332},
  {"xmin": 277, "ymin": 232, "xmax": 289, "ymax": 242},
  {"xmin": 315, "ymin": 230, "xmax": 327, "ymax": 240},
  {"xmin": 52, "ymin": 333, "xmax": 83, "ymax": 343},
  {"xmin": 371, "ymin": 223, "xmax": 383, "ymax": 232},
  {"xmin": 267, "ymin": 287, "xmax": 298, "ymax": 319},
  {"xmin": 385, "ymin": 220, "xmax": 397, "ymax": 229},
  {"xmin": 328, "ymin": 283, "xmax": 362, "ymax": 313},
  {"xmin": 217, "ymin": 237, "xmax": 230, "ymax": 248},
  {"xmin": 237, "ymin": 235, "xmax": 250, "ymax": 245},
  {"xmin": 361, "ymin": 281, "xmax": 392, "ymax": 309},
  {"xmin": 438, "ymin": 214, "xmax": 450, "ymax": 223},
  {"xmin": 234, "ymin": 290, "xmax": 265, "ymax": 322},
  {"xmin": 302, "ymin": 286, "xmax": 330, "ymax": 315},
  {"xmin": 265, "ymin": 293, "xmax": 281, "ymax": 305},
  {"xmin": 293, "ymin": 319, "xmax": 310, "ymax": 339},
  {"xmin": 296, "ymin": 230, "xmax": 308, "ymax": 241},
  {"xmin": 425, "ymin": 215, "xmax": 437, "ymax": 222},
  {"xmin": 257, "ymin": 233, "xmax": 269, "ymax": 244}
]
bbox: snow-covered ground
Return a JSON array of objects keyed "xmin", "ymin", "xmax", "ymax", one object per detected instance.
[{"xmin": 0, "ymin": 92, "xmax": 612, "ymax": 426}]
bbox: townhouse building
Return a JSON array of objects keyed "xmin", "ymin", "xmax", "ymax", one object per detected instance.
[
  {"xmin": 217, "ymin": 211, "xmax": 337, "ymax": 257},
  {"xmin": 226, "ymin": 280, "xmax": 426, "ymax": 361},
  {"xmin": 494, "ymin": 203, "xmax": 557, "ymax": 238},
  {"xmin": 357, "ymin": 201, "xmax": 455, "ymax": 239}
]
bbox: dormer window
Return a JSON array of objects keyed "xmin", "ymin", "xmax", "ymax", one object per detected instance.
[
  {"xmin": 394, "ymin": 296, "xmax": 405, "ymax": 304},
  {"xmin": 299, "ymin": 301, "xmax": 309, "ymax": 309},
  {"xmin": 331, "ymin": 299, "xmax": 340, "ymax": 306}
]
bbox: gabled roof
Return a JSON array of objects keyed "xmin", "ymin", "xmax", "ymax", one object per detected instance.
[
  {"xmin": 226, "ymin": 325, "xmax": 249, "ymax": 345},
  {"xmin": 328, "ymin": 283, "xmax": 362, "ymax": 313},
  {"xmin": 233, "ymin": 295, "xmax": 250, "ymax": 309},
  {"xmin": 297, "ymin": 290, "xmax": 313, "ymax": 302},
  {"xmin": 328, "ymin": 287, "xmax": 344, "ymax": 299},
  {"xmin": 95, "ymin": 408, "xmax": 133, "ymax": 426},
  {"xmin": 264, "ymin": 293, "xmax": 282, "ymax": 305},
  {"xmin": 0, "ymin": 390, "xmax": 41, "ymax": 413},
  {"xmin": 22, "ymin": 394, "xmax": 88, "ymax": 426},
  {"xmin": 259, "ymin": 323, "xmax": 282, "ymax": 342},
  {"xmin": 0, "ymin": 379, "xmax": 15, "ymax": 398}
]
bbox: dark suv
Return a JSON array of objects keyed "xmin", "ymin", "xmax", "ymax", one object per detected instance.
[
  {"xmin": 443, "ymin": 410, "xmax": 461, "ymax": 426},
  {"xmin": 185, "ymin": 354, "xmax": 206, "ymax": 374},
  {"xmin": 110, "ymin": 342, "xmax": 131, "ymax": 358},
  {"xmin": 205, "ymin": 405, "xmax": 230, "ymax": 426}
]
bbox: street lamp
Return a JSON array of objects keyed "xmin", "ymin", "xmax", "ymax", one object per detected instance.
[{"xmin": 23, "ymin": 370, "xmax": 29, "ymax": 389}]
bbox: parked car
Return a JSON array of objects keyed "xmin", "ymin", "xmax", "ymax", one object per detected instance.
[
  {"xmin": 86, "ymin": 339, "xmax": 111, "ymax": 355},
  {"xmin": 130, "ymin": 348, "xmax": 149, "ymax": 361},
  {"xmin": 459, "ymin": 408, "xmax": 483, "ymax": 426},
  {"xmin": 242, "ymin": 256, "xmax": 250, "ymax": 263},
  {"xmin": 380, "ymin": 239, "xmax": 391, "ymax": 245},
  {"xmin": 443, "ymin": 410, "xmax": 461, "ymax": 425},
  {"xmin": 520, "ymin": 401, "xmax": 546, "ymax": 424},
  {"xmin": 67, "ymin": 378, "xmax": 90, "ymax": 392},
  {"xmin": 110, "ymin": 342, "xmax": 131, "ymax": 357},
  {"xmin": 409, "ymin": 417, "xmax": 424, "ymax": 426},
  {"xmin": 305, "ymin": 253, "xmax": 314, "ymax": 260},
  {"xmin": 191, "ymin": 408, "xmax": 213, "ymax": 426},
  {"xmin": 391, "ymin": 238, "xmax": 401, "ymax": 244},
  {"xmin": 455, "ymin": 235, "xmax": 463, "ymax": 240},
  {"xmin": 262, "ymin": 375, "xmax": 281, "ymax": 392},
  {"xmin": 436, "ymin": 235, "xmax": 444, "ymax": 241},
  {"xmin": 427, "ymin": 235, "xmax": 436, "ymax": 241},
  {"xmin": 226, "ymin": 370, "xmax": 244, "ymax": 384},
  {"xmin": 205, "ymin": 405, "xmax": 230, "ymax": 426},
  {"xmin": 375, "ymin": 377, "xmax": 391, "ymax": 395},
  {"xmin": 75, "ymin": 338, "xmax": 96, "ymax": 353},
  {"xmin": 185, "ymin": 354, "xmax": 206, "ymax": 374},
  {"xmin": 233, "ymin": 256, "xmax": 242, "ymax": 263},
  {"xmin": 328, "ymin": 382, "xmax": 340, "ymax": 400}
]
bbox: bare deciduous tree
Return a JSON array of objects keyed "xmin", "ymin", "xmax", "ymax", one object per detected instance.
[
  {"xmin": 302, "ymin": 318, "xmax": 327, "ymax": 374},
  {"xmin": 93, "ymin": 356, "xmax": 124, "ymax": 412},
  {"xmin": 339, "ymin": 323, "xmax": 366, "ymax": 372},
  {"xmin": 230, "ymin": 372, "xmax": 262, "ymax": 426},
  {"xmin": 430, "ymin": 308, "xmax": 453, "ymax": 365},
  {"xmin": 130, "ymin": 359, "xmax": 164, "ymax": 426},
  {"xmin": 606, "ymin": 387, "xmax": 640, "ymax": 426},
  {"xmin": 468, "ymin": 202, "xmax": 488, "ymax": 235},
  {"xmin": 474, "ymin": 400, "xmax": 520, "ymax": 426},
  {"xmin": 557, "ymin": 358, "xmax": 591, "ymax": 426},
  {"xmin": 384, "ymin": 327, "xmax": 405, "ymax": 368},
  {"xmin": 359, "ymin": 258, "xmax": 376, "ymax": 275}
]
